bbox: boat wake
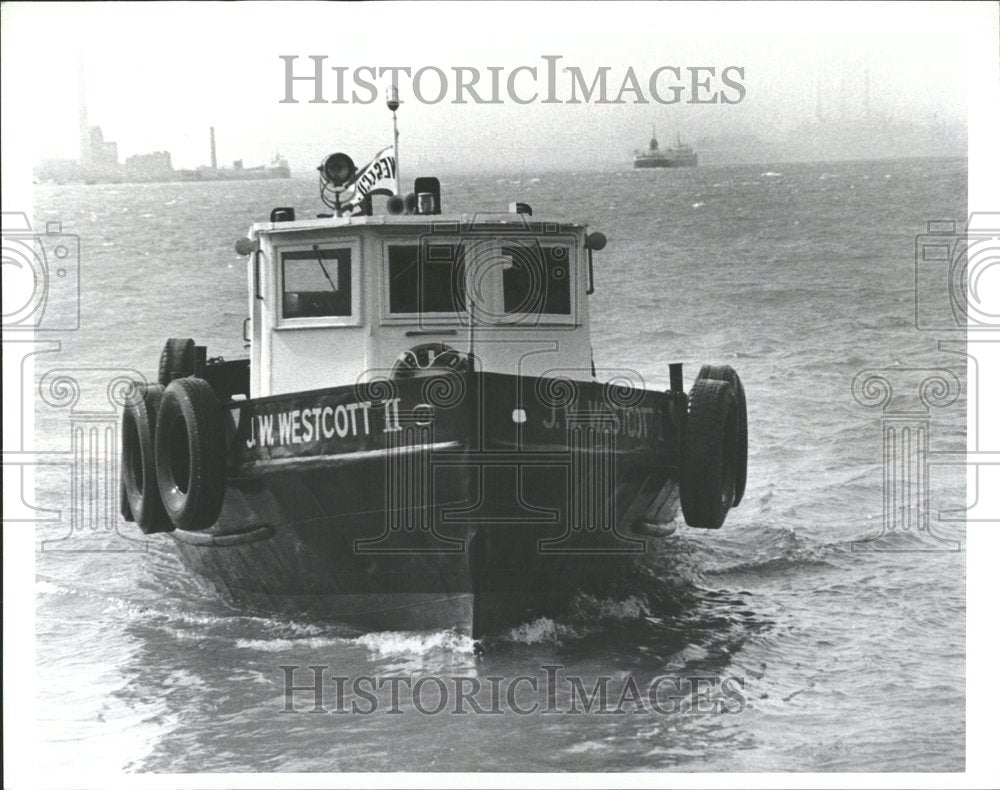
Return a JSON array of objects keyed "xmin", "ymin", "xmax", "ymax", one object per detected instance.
[
  {"xmin": 35, "ymin": 524, "xmax": 874, "ymax": 667},
  {"xmin": 351, "ymin": 629, "xmax": 477, "ymax": 656},
  {"xmin": 232, "ymin": 629, "xmax": 477, "ymax": 656}
]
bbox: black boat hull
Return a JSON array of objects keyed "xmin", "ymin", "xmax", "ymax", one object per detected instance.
[
  {"xmin": 168, "ymin": 371, "xmax": 684, "ymax": 635},
  {"xmin": 633, "ymin": 157, "xmax": 698, "ymax": 168}
]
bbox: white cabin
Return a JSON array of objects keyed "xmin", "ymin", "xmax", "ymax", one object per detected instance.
[{"xmin": 244, "ymin": 213, "xmax": 598, "ymax": 397}]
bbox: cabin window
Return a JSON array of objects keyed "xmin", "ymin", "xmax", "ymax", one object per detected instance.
[
  {"xmin": 502, "ymin": 243, "xmax": 572, "ymax": 315},
  {"xmin": 281, "ymin": 246, "xmax": 353, "ymax": 318},
  {"xmin": 387, "ymin": 243, "xmax": 466, "ymax": 314}
]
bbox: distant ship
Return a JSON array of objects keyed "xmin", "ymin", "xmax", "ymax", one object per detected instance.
[
  {"xmin": 180, "ymin": 153, "xmax": 292, "ymax": 182},
  {"xmin": 179, "ymin": 130, "xmax": 290, "ymax": 181},
  {"xmin": 633, "ymin": 128, "xmax": 698, "ymax": 169}
]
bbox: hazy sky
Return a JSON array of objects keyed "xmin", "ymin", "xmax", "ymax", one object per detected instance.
[{"xmin": 0, "ymin": 2, "xmax": 984, "ymax": 173}]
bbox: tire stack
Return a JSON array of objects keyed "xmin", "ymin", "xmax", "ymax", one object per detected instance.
[
  {"xmin": 679, "ymin": 364, "xmax": 748, "ymax": 529},
  {"xmin": 120, "ymin": 338, "xmax": 227, "ymax": 534}
]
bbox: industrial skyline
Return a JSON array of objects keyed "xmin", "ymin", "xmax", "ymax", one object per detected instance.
[
  {"xmin": 35, "ymin": 74, "xmax": 291, "ymax": 184},
  {"xmin": 40, "ymin": 62, "xmax": 965, "ymax": 183},
  {"xmin": 13, "ymin": 3, "xmax": 973, "ymax": 177}
]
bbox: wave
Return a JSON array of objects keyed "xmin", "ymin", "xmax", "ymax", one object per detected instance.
[
  {"xmin": 632, "ymin": 326, "xmax": 690, "ymax": 343},
  {"xmin": 39, "ymin": 575, "xmax": 478, "ymax": 657},
  {"xmin": 499, "ymin": 616, "xmax": 592, "ymax": 645},
  {"xmin": 234, "ymin": 635, "xmax": 351, "ymax": 651},
  {"xmin": 847, "ymin": 528, "xmax": 963, "ymax": 552},
  {"xmin": 232, "ymin": 627, "xmax": 478, "ymax": 658},
  {"xmin": 694, "ymin": 525, "xmax": 841, "ymax": 577},
  {"xmin": 707, "ymin": 553, "xmax": 836, "ymax": 578},
  {"xmin": 352, "ymin": 629, "xmax": 476, "ymax": 656}
]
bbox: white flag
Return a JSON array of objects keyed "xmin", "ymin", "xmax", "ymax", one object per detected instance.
[{"xmin": 344, "ymin": 146, "xmax": 397, "ymax": 211}]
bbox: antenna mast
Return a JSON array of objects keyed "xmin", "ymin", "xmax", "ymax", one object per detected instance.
[{"xmin": 386, "ymin": 85, "xmax": 401, "ymax": 194}]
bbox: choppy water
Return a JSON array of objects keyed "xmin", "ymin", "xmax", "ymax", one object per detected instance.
[{"xmin": 30, "ymin": 158, "xmax": 966, "ymax": 773}]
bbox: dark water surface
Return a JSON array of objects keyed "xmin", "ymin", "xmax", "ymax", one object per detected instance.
[{"xmin": 32, "ymin": 158, "xmax": 966, "ymax": 772}]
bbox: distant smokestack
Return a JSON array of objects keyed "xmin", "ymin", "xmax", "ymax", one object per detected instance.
[
  {"xmin": 210, "ymin": 126, "xmax": 218, "ymax": 169},
  {"xmin": 816, "ymin": 82, "xmax": 823, "ymax": 122},
  {"xmin": 864, "ymin": 69, "xmax": 871, "ymax": 122},
  {"xmin": 78, "ymin": 57, "xmax": 91, "ymax": 165}
]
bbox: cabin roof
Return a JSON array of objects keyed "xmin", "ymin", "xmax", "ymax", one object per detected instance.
[{"xmin": 250, "ymin": 214, "xmax": 587, "ymax": 237}]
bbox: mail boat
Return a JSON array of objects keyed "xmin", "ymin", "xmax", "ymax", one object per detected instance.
[{"xmin": 120, "ymin": 159, "xmax": 748, "ymax": 637}]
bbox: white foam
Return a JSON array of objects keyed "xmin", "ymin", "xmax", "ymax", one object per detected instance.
[
  {"xmin": 35, "ymin": 579, "xmax": 69, "ymax": 596},
  {"xmin": 503, "ymin": 616, "xmax": 589, "ymax": 645},
  {"xmin": 574, "ymin": 593, "xmax": 647, "ymax": 621},
  {"xmin": 352, "ymin": 629, "xmax": 476, "ymax": 656},
  {"xmin": 235, "ymin": 636, "xmax": 351, "ymax": 651}
]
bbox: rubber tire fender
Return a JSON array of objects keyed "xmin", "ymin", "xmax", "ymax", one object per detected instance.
[
  {"xmin": 697, "ymin": 364, "xmax": 748, "ymax": 506},
  {"xmin": 680, "ymin": 378, "xmax": 739, "ymax": 529},
  {"xmin": 121, "ymin": 383, "xmax": 173, "ymax": 534},
  {"xmin": 158, "ymin": 337, "xmax": 196, "ymax": 386},
  {"xmin": 120, "ymin": 479, "xmax": 133, "ymax": 523},
  {"xmin": 155, "ymin": 377, "xmax": 227, "ymax": 531}
]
